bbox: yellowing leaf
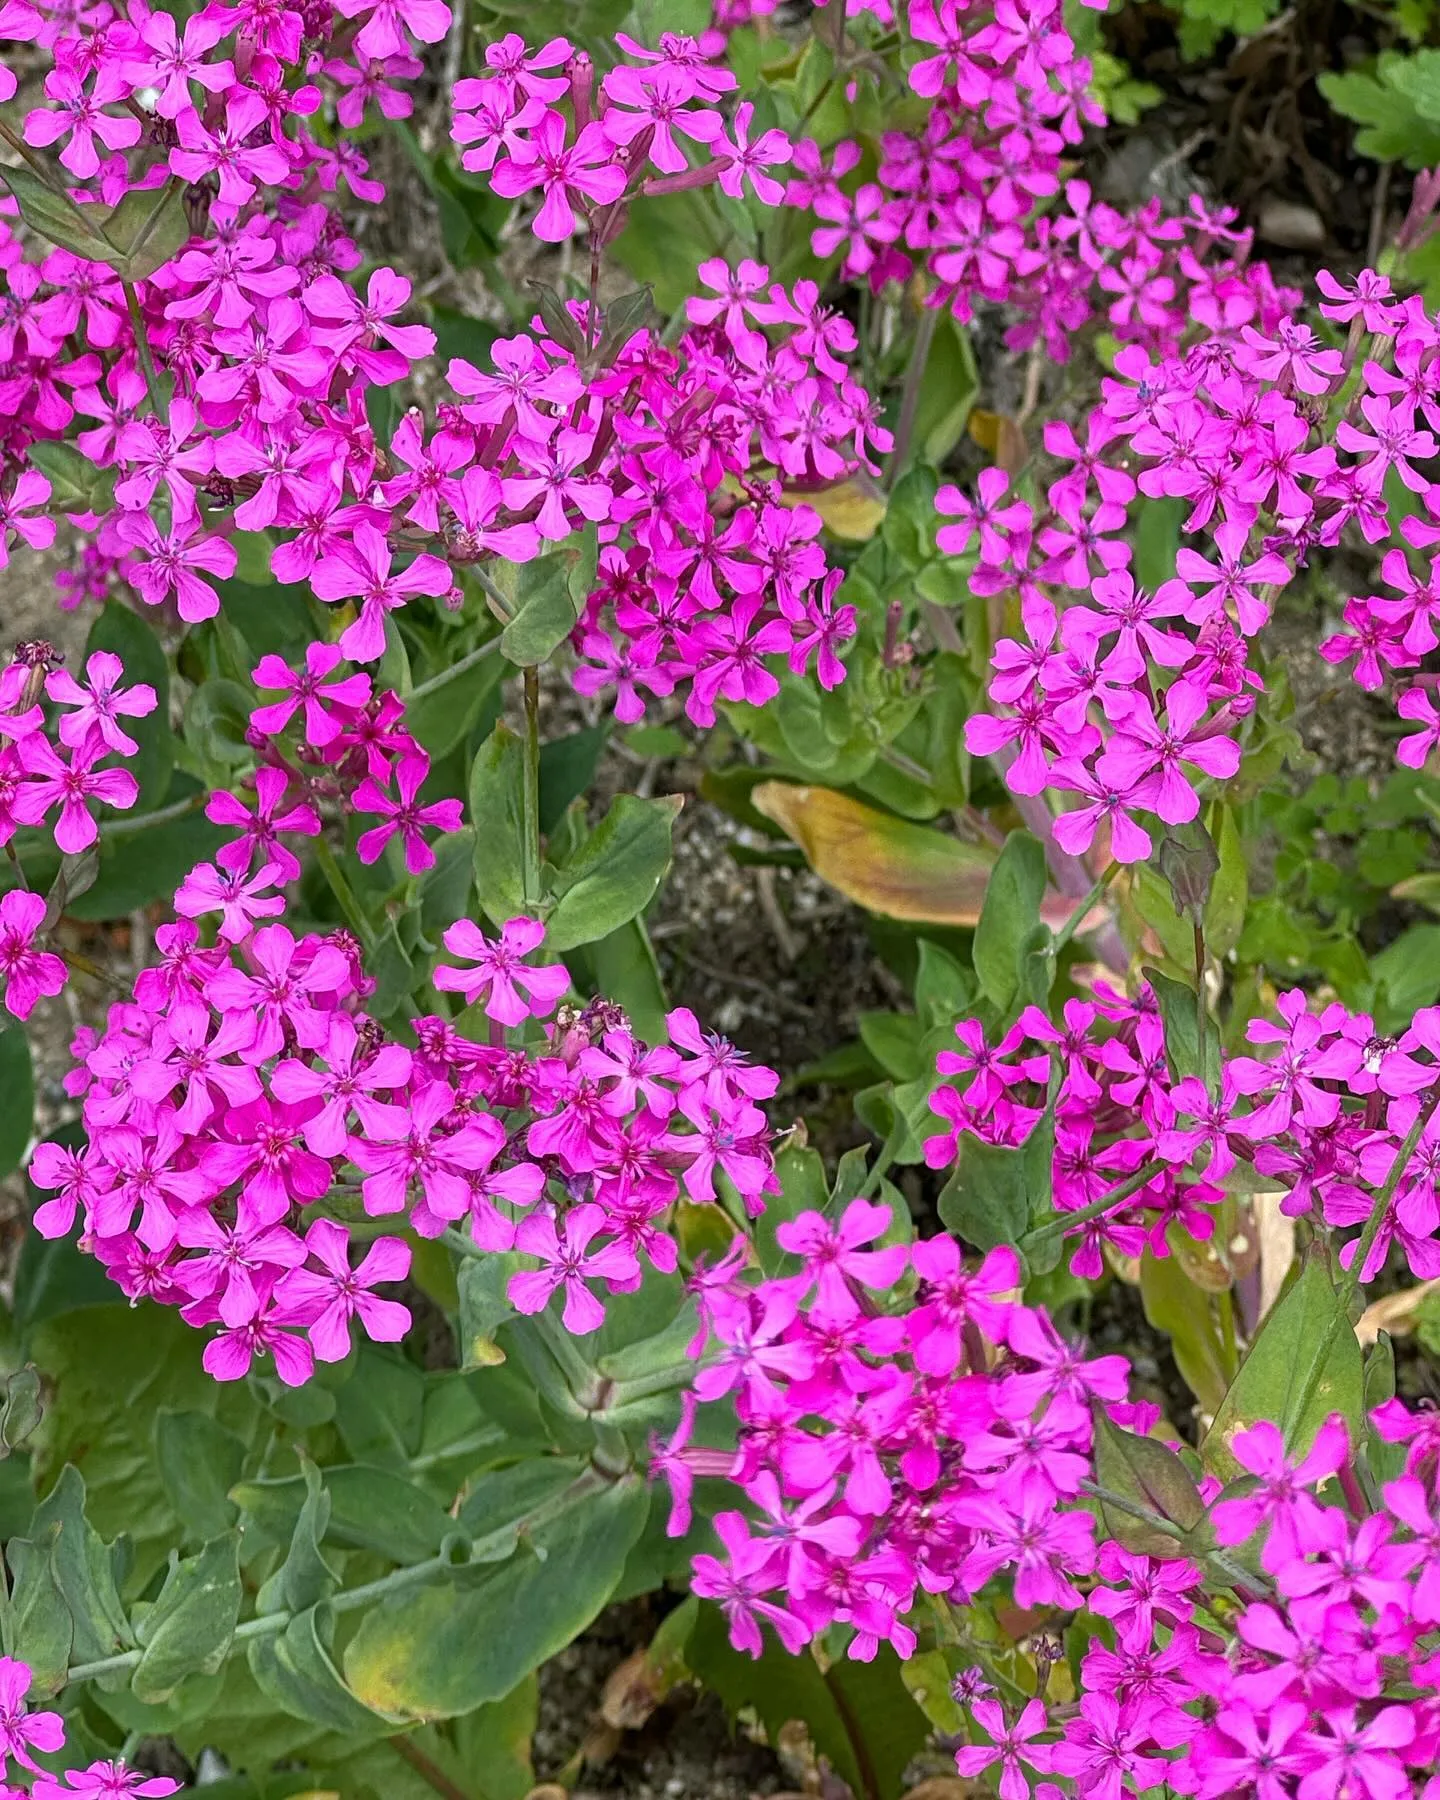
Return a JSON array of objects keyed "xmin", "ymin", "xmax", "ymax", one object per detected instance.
[
  {"xmin": 752, "ymin": 782, "xmax": 993, "ymax": 923},
  {"xmin": 967, "ymin": 409, "xmax": 1027, "ymax": 473},
  {"xmin": 780, "ymin": 476, "xmax": 887, "ymax": 542},
  {"xmin": 751, "ymin": 783, "xmax": 1102, "ymax": 934}
]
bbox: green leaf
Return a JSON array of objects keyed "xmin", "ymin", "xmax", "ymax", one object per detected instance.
[
  {"xmin": 343, "ymin": 1476, "xmax": 648, "ymax": 1721},
  {"xmin": 420, "ymin": 827, "xmax": 477, "ymax": 937},
  {"xmin": 132, "ymin": 1534, "xmax": 243, "ymax": 1703},
  {"xmin": 86, "ymin": 602, "xmax": 171, "ymax": 808},
  {"xmin": 0, "ymin": 165, "xmax": 114, "ymax": 264},
  {"xmin": 1134, "ymin": 496, "xmax": 1187, "ymax": 588},
  {"xmin": 468, "ymin": 725, "xmax": 527, "ymax": 926},
  {"xmin": 908, "ymin": 316, "xmax": 978, "ymax": 467},
  {"xmin": 0, "ymin": 1027, "xmax": 33, "ymax": 1183},
  {"xmin": 495, "ymin": 539, "xmax": 593, "ymax": 667},
  {"xmin": 972, "ymin": 830, "xmax": 1048, "ymax": 1012},
  {"xmin": 455, "ymin": 1456, "xmax": 587, "ymax": 1540},
  {"xmin": 1146, "ymin": 966, "xmax": 1219, "ymax": 1089},
  {"xmin": 539, "ymin": 726, "xmax": 609, "ymax": 835},
  {"xmin": 687, "ymin": 1604, "xmax": 927, "ymax": 1800},
  {"xmin": 1156, "ymin": 819, "xmax": 1220, "ymax": 927},
  {"xmin": 31, "ymin": 1465, "xmax": 134, "ymax": 1665},
  {"xmin": 5, "ymin": 1534, "xmax": 73, "ymax": 1695},
  {"xmin": 456, "ymin": 1257, "xmax": 520, "ymax": 1371},
  {"xmin": 1205, "ymin": 804, "xmax": 1248, "ymax": 960},
  {"xmin": 153, "ymin": 1411, "xmax": 243, "ymax": 1547},
  {"xmin": 1091, "ymin": 1406, "xmax": 1205, "ymax": 1560},
  {"xmin": 333, "ymin": 1347, "xmax": 426, "ymax": 1469},
  {"xmin": 938, "ymin": 1110, "xmax": 1052, "ymax": 1252},
  {"xmin": 250, "ymin": 1603, "xmax": 399, "ymax": 1736},
  {"xmin": 1139, "ymin": 1249, "xmax": 1231, "ymax": 1417},
  {"xmin": 27, "ymin": 438, "xmax": 117, "ymax": 514},
  {"xmin": 31, "ymin": 1303, "xmax": 259, "ymax": 1588},
  {"xmin": 583, "ymin": 916, "xmax": 669, "ymax": 1044},
  {"xmin": 1203, "ymin": 1255, "xmax": 1365, "ymax": 1480},
  {"xmin": 94, "ymin": 180, "xmax": 191, "ymax": 281},
  {"xmin": 914, "ymin": 939, "xmax": 975, "ymax": 1027},
  {"xmin": 256, "ymin": 1458, "xmax": 338, "ymax": 1617},
  {"xmin": 0, "ymin": 1366, "xmax": 42, "ymax": 1456},
  {"xmin": 407, "ymin": 649, "xmax": 505, "ymax": 759},
  {"xmin": 543, "ymin": 794, "xmax": 680, "ymax": 953},
  {"xmin": 186, "ymin": 678, "xmax": 256, "ymax": 767},
  {"xmin": 233, "ymin": 1465, "xmax": 452, "ymax": 1567},
  {"xmin": 0, "ymin": 166, "xmax": 189, "ymax": 278}
]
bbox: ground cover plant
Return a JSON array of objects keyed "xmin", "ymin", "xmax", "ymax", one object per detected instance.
[{"xmin": 6, "ymin": 0, "xmax": 1440, "ymax": 1797}]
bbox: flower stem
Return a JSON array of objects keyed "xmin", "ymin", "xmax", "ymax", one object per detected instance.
[
  {"xmin": 1339, "ymin": 1079, "xmax": 1440, "ymax": 1309},
  {"xmin": 122, "ymin": 280, "xmax": 164, "ymax": 415},
  {"xmin": 521, "ymin": 665, "xmax": 542, "ymax": 913},
  {"xmin": 407, "ymin": 637, "xmax": 502, "ymax": 702},
  {"xmin": 885, "ymin": 304, "xmax": 938, "ymax": 488},
  {"xmin": 314, "ymin": 839, "xmax": 376, "ymax": 952},
  {"xmin": 1023, "ymin": 1157, "xmax": 1163, "ymax": 1248},
  {"xmin": 1051, "ymin": 860, "xmax": 1119, "ymax": 957}
]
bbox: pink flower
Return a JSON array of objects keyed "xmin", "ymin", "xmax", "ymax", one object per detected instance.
[
  {"xmin": 273, "ymin": 1218, "xmax": 412, "ymax": 1360},
  {"xmin": 715, "ymin": 102, "xmax": 792, "ymax": 207},
  {"xmin": 354, "ymin": 753, "xmax": 462, "ymax": 874},
  {"xmin": 0, "ymin": 1656, "xmax": 63, "ymax": 1770},
  {"xmin": 311, "ymin": 523, "xmax": 452, "ymax": 663},
  {"xmin": 1, "ymin": 890, "xmax": 65, "ymax": 1022},
  {"xmin": 169, "ymin": 93, "xmax": 291, "ymax": 205},
  {"xmin": 508, "ymin": 1202, "xmax": 639, "ymax": 1333},
  {"xmin": 433, "ymin": 916, "xmax": 569, "ymax": 1025},
  {"xmin": 250, "ymin": 645, "xmax": 372, "ymax": 748},
  {"xmin": 953, "ymin": 1699, "xmax": 1054, "ymax": 1800},
  {"xmin": 491, "ymin": 113, "xmax": 627, "ymax": 242},
  {"xmin": 45, "ymin": 653, "xmax": 156, "ymax": 758},
  {"xmin": 17, "ymin": 734, "xmax": 137, "ymax": 852}
]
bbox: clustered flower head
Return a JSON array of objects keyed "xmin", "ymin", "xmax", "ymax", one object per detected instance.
[
  {"xmin": 926, "ymin": 977, "xmax": 1440, "ymax": 1287},
  {"xmin": 0, "ymin": 6, "xmax": 884, "ymax": 730},
  {"xmin": 943, "ymin": 261, "xmax": 1440, "ymax": 864},
  {"xmin": 0, "ymin": 640, "xmax": 152, "ymax": 1017},
  {"xmin": 778, "ymin": 0, "xmax": 1295, "ymax": 365},
  {"xmin": 30, "ymin": 667, "xmax": 781, "ymax": 1377},
  {"xmin": 671, "ymin": 1193, "xmax": 1440, "ymax": 1800},
  {"xmin": 665, "ymin": 1199, "xmax": 1127, "ymax": 1660}
]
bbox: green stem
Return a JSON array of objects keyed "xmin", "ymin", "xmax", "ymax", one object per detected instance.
[
  {"xmin": 1023, "ymin": 1158, "xmax": 1163, "ymax": 1248},
  {"xmin": 99, "ymin": 791, "xmax": 206, "ymax": 839},
  {"xmin": 4, "ymin": 842, "xmax": 30, "ymax": 892},
  {"xmin": 885, "ymin": 305, "xmax": 938, "ymax": 489},
  {"xmin": 407, "ymin": 637, "xmax": 501, "ymax": 702},
  {"xmin": 67, "ymin": 1551, "xmax": 454, "ymax": 1685},
  {"xmin": 1194, "ymin": 920, "xmax": 1208, "ymax": 1092},
  {"xmin": 1051, "ymin": 861, "xmax": 1119, "ymax": 957},
  {"xmin": 66, "ymin": 1465, "xmax": 619, "ymax": 1688},
  {"xmin": 533, "ymin": 1301, "xmax": 604, "ymax": 1411},
  {"xmin": 858, "ymin": 1116, "xmax": 907, "ymax": 1200},
  {"xmin": 1217, "ymin": 1285, "xmax": 1238, "ymax": 1380},
  {"xmin": 122, "ymin": 280, "xmax": 164, "ymax": 415},
  {"xmin": 602, "ymin": 1357, "xmax": 711, "ymax": 1407},
  {"xmin": 314, "ymin": 839, "xmax": 376, "ymax": 952},
  {"xmin": 1339, "ymin": 1080, "xmax": 1440, "ymax": 1309},
  {"xmin": 521, "ymin": 665, "xmax": 542, "ymax": 913}
]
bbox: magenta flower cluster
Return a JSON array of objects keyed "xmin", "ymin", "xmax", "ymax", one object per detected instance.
[
  {"xmin": 27, "ymin": 661, "xmax": 780, "ymax": 1374},
  {"xmin": 926, "ymin": 978, "xmax": 1440, "ymax": 1286},
  {"xmin": 0, "ymin": 643, "xmax": 155, "ymax": 1018},
  {"xmin": 954, "ymin": 267, "xmax": 1440, "ymax": 859},
  {"xmin": 0, "ymin": 7, "xmax": 888, "ymax": 728}
]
